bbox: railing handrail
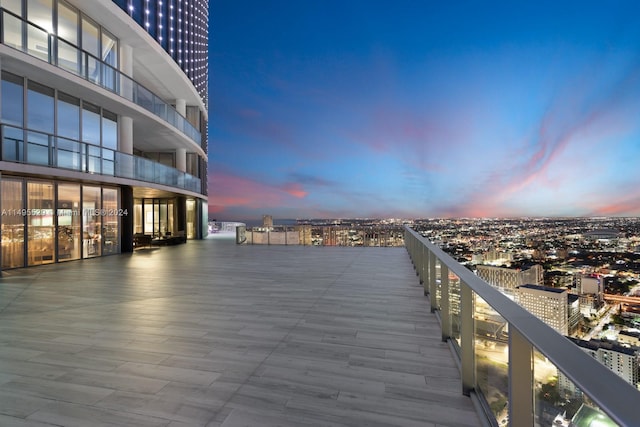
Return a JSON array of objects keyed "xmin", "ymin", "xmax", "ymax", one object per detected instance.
[
  {"xmin": 404, "ymin": 225, "xmax": 640, "ymax": 427},
  {"xmin": 0, "ymin": 7, "xmax": 202, "ymax": 147}
]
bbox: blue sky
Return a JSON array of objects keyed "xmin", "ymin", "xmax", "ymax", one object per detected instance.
[{"xmin": 208, "ymin": 1, "xmax": 640, "ymax": 221}]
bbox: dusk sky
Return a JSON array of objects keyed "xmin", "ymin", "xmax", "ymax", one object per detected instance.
[{"xmin": 208, "ymin": 1, "xmax": 640, "ymax": 221}]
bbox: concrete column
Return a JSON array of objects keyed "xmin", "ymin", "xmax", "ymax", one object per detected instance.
[
  {"xmin": 176, "ymin": 148, "xmax": 186, "ymax": 172},
  {"xmin": 121, "ymin": 186, "xmax": 134, "ymax": 253},
  {"xmin": 176, "ymin": 98, "xmax": 186, "ymax": 116},
  {"xmin": 120, "ymin": 43, "xmax": 133, "ymax": 75},
  {"xmin": 119, "ymin": 116, "xmax": 133, "ymax": 154},
  {"xmin": 120, "ymin": 44, "xmax": 134, "ymax": 101}
]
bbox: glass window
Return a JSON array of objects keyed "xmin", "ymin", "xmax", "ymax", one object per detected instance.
[
  {"xmin": 56, "ymin": 136, "xmax": 81, "ymax": 170},
  {"xmin": 81, "ymin": 16, "xmax": 99, "ymax": 57},
  {"xmin": 87, "ymin": 144, "xmax": 100, "ymax": 173},
  {"xmin": 57, "ymin": 1, "xmax": 77, "ymax": 44},
  {"xmin": 102, "ymin": 188, "xmax": 119, "ymax": 254},
  {"xmin": 82, "ymin": 185, "xmax": 101, "ymax": 258},
  {"xmin": 143, "ymin": 198, "xmax": 153, "ymax": 236},
  {"xmin": 1, "ymin": 0, "xmax": 23, "ymax": 16},
  {"xmin": 57, "ymin": 38, "xmax": 80, "ymax": 75},
  {"xmin": 56, "ymin": 1, "xmax": 79, "ymax": 74},
  {"xmin": 27, "ymin": 81, "xmax": 54, "ymax": 133},
  {"xmin": 186, "ymin": 199, "xmax": 195, "ymax": 239},
  {"xmin": 81, "ymin": 102, "xmax": 100, "ymax": 145},
  {"xmin": 102, "ymin": 148, "xmax": 114, "ymax": 175},
  {"xmin": 27, "ymin": 180, "xmax": 54, "ymax": 266},
  {"xmin": 25, "ymin": 0, "xmax": 52, "ymax": 61},
  {"xmin": 26, "ymin": 0, "xmax": 52, "ymax": 33},
  {"xmin": 102, "ymin": 110, "xmax": 117, "ymax": 150},
  {"xmin": 26, "ymin": 23, "xmax": 49, "ymax": 61},
  {"xmin": 26, "ymin": 130, "xmax": 51, "ymax": 165},
  {"xmin": 57, "ymin": 92, "xmax": 80, "ymax": 139},
  {"xmin": 2, "ymin": 72, "xmax": 24, "ymax": 127},
  {"xmin": 57, "ymin": 183, "xmax": 80, "ymax": 261},
  {"xmin": 1, "ymin": 178, "xmax": 24, "ymax": 269},
  {"xmin": 101, "ymin": 30, "xmax": 117, "ymax": 66},
  {"xmin": 1, "ymin": 8, "xmax": 24, "ymax": 49},
  {"xmin": 2, "ymin": 125, "xmax": 24, "ymax": 161}
]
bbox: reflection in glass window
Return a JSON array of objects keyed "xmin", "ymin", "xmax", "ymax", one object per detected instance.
[
  {"xmin": 1, "ymin": 178, "xmax": 24, "ymax": 269},
  {"xmin": 57, "ymin": 92, "xmax": 80, "ymax": 139},
  {"xmin": 26, "ymin": 131, "xmax": 50, "ymax": 165},
  {"xmin": 57, "ymin": 1, "xmax": 78, "ymax": 44},
  {"xmin": 102, "ymin": 188, "xmax": 119, "ymax": 254},
  {"xmin": 26, "ymin": 0, "xmax": 52, "ymax": 33},
  {"xmin": 57, "ymin": 183, "xmax": 80, "ymax": 261},
  {"xmin": 1, "ymin": 0, "xmax": 23, "ymax": 16},
  {"xmin": 27, "ymin": 81, "xmax": 54, "ymax": 133},
  {"xmin": 101, "ymin": 30, "xmax": 117, "ymax": 66},
  {"xmin": 81, "ymin": 102, "xmax": 100, "ymax": 145},
  {"xmin": 1, "ymin": 9, "xmax": 24, "ymax": 49},
  {"xmin": 27, "ymin": 181, "xmax": 55, "ymax": 266},
  {"xmin": 102, "ymin": 110, "xmax": 117, "ymax": 150},
  {"xmin": 83, "ymin": 186, "xmax": 101, "ymax": 258},
  {"xmin": 1, "ymin": 72, "xmax": 24, "ymax": 127},
  {"xmin": 2, "ymin": 125, "xmax": 24, "ymax": 161},
  {"xmin": 81, "ymin": 16, "xmax": 99, "ymax": 57},
  {"xmin": 56, "ymin": 137, "xmax": 81, "ymax": 170}
]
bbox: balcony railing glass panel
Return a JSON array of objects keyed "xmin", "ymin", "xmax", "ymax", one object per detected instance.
[
  {"xmin": 1, "ymin": 125, "xmax": 201, "ymax": 193},
  {"xmin": 474, "ymin": 294, "xmax": 509, "ymax": 424},
  {"xmin": 532, "ymin": 347, "xmax": 615, "ymax": 427}
]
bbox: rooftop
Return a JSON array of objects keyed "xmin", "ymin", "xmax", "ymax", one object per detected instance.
[
  {"xmin": 518, "ymin": 283, "xmax": 567, "ymax": 293},
  {"xmin": 0, "ymin": 238, "xmax": 480, "ymax": 426}
]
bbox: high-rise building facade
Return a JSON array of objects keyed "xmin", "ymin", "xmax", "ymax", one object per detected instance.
[
  {"xmin": 476, "ymin": 264, "xmax": 543, "ymax": 296},
  {"xmin": 515, "ymin": 284, "xmax": 568, "ymax": 336},
  {"xmin": 559, "ymin": 338, "xmax": 640, "ymax": 397},
  {"xmin": 0, "ymin": 0, "xmax": 208, "ymax": 269}
]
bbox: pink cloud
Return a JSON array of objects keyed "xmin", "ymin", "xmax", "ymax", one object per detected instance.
[{"xmin": 207, "ymin": 170, "xmax": 308, "ymax": 216}]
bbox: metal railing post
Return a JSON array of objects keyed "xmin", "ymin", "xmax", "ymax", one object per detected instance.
[
  {"xmin": 425, "ymin": 251, "xmax": 438, "ymax": 313},
  {"xmin": 441, "ymin": 263, "xmax": 451, "ymax": 341},
  {"xmin": 509, "ymin": 327, "xmax": 534, "ymax": 426},
  {"xmin": 460, "ymin": 281, "xmax": 474, "ymax": 396}
]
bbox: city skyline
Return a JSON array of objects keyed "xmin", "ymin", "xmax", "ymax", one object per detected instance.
[{"xmin": 208, "ymin": 1, "xmax": 640, "ymax": 221}]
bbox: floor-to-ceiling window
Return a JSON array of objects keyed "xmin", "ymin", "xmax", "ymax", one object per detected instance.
[
  {"xmin": 1, "ymin": 178, "xmax": 24, "ymax": 269},
  {"xmin": 186, "ymin": 199, "xmax": 195, "ymax": 239},
  {"xmin": 134, "ymin": 198, "xmax": 176, "ymax": 238},
  {"xmin": 82, "ymin": 185, "xmax": 101, "ymax": 258},
  {"xmin": 56, "ymin": 183, "xmax": 80, "ymax": 261},
  {"xmin": 102, "ymin": 188, "xmax": 119, "ymax": 254},
  {"xmin": 27, "ymin": 180, "xmax": 54, "ymax": 266}
]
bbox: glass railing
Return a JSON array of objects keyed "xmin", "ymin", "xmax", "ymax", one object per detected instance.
[
  {"xmin": 0, "ymin": 8, "xmax": 202, "ymax": 146},
  {"xmin": 404, "ymin": 226, "xmax": 640, "ymax": 427},
  {"xmin": 1, "ymin": 125, "xmax": 201, "ymax": 193}
]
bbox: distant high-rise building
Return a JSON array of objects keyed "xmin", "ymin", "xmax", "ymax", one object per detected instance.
[
  {"xmin": 559, "ymin": 338, "xmax": 639, "ymax": 397},
  {"xmin": 263, "ymin": 215, "xmax": 274, "ymax": 229},
  {"xmin": 515, "ymin": 284, "xmax": 568, "ymax": 336},
  {"xmin": 476, "ymin": 264, "xmax": 543, "ymax": 296}
]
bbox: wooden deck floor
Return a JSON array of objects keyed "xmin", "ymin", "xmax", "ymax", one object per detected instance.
[{"xmin": 0, "ymin": 238, "xmax": 481, "ymax": 427}]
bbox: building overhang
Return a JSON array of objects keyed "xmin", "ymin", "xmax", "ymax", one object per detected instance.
[{"xmin": 65, "ymin": 0, "xmax": 208, "ymax": 120}]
